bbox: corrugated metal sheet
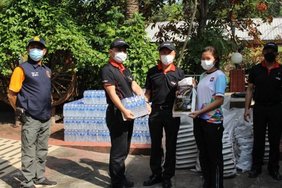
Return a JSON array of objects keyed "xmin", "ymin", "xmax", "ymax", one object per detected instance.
[
  {"xmin": 146, "ymin": 18, "xmax": 282, "ymax": 42},
  {"xmin": 235, "ymin": 18, "xmax": 282, "ymax": 41}
]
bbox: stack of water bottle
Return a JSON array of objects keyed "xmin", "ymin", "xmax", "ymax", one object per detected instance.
[
  {"xmin": 132, "ymin": 116, "xmax": 151, "ymax": 144},
  {"xmin": 63, "ymin": 90, "xmax": 150, "ymax": 144},
  {"xmin": 122, "ymin": 95, "xmax": 151, "ymax": 144},
  {"xmin": 63, "ymin": 90, "xmax": 109, "ymax": 142}
]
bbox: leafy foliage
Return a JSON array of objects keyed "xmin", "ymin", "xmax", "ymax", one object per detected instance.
[
  {"xmin": 1, "ymin": 0, "xmax": 281, "ymax": 96},
  {"xmin": 0, "ymin": 0, "xmax": 158, "ymax": 96},
  {"xmin": 152, "ymin": 0, "xmax": 276, "ymax": 74},
  {"xmin": 0, "ymin": 0, "xmax": 102, "ymax": 76},
  {"xmin": 77, "ymin": 9, "xmax": 158, "ymax": 90},
  {"xmin": 149, "ymin": 3, "xmax": 184, "ymax": 22}
]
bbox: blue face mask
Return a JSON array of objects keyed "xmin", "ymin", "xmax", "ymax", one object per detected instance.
[{"xmin": 29, "ymin": 48, "xmax": 44, "ymax": 62}]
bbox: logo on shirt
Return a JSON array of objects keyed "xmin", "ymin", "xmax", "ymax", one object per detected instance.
[
  {"xmin": 127, "ymin": 76, "xmax": 133, "ymax": 81},
  {"xmin": 210, "ymin": 77, "xmax": 215, "ymax": 82},
  {"xmin": 46, "ymin": 70, "xmax": 51, "ymax": 78},
  {"xmin": 170, "ymin": 81, "xmax": 176, "ymax": 85},
  {"xmin": 31, "ymin": 72, "xmax": 39, "ymax": 77},
  {"xmin": 275, "ymin": 72, "xmax": 281, "ymax": 80}
]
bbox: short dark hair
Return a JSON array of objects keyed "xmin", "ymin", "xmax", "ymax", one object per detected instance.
[{"xmin": 202, "ymin": 46, "xmax": 220, "ymax": 68}]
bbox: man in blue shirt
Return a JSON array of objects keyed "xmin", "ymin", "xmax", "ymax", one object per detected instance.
[{"xmin": 8, "ymin": 36, "xmax": 57, "ymax": 188}]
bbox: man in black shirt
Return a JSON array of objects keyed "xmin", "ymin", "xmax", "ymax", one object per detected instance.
[
  {"xmin": 143, "ymin": 42, "xmax": 185, "ymax": 188},
  {"xmin": 244, "ymin": 42, "xmax": 282, "ymax": 181},
  {"xmin": 101, "ymin": 38, "xmax": 144, "ymax": 188}
]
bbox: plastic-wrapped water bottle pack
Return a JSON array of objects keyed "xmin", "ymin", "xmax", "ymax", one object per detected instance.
[
  {"xmin": 121, "ymin": 95, "xmax": 149, "ymax": 119},
  {"xmin": 63, "ymin": 90, "xmax": 150, "ymax": 144}
]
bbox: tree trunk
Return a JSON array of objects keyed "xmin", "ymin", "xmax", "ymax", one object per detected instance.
[
  {"xmin": 177, "ymin": 0, "xmax": 198, "ymax": 67},
  {"xmin": 126, "ymin": 0, "xmax": 139, "ymax": 19},
  {"xmin": 197, "ymin": 0, "xmax": 208, "ymax": 36}
]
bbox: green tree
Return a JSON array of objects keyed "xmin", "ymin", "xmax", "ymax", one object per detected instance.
[
  {"xmin": 0, "ymin": 0, "xmax": 102, "ymax": 75},
  {"xmin": 0, "ymin": 0, "xmax": 158, "ymax": 100},
  {"xmin": 75, "ymin": 8, "xmax": 158, "ymax": 90},
  {"xmin": 150, "ymin": 3, "xmax": 184, "ymax": 21},
  {"xmin": 152, "ymin": 0, "xmax": 273, "ymax": 74},
  {"xmin": 0, "ymin": 0, "xmax": 104, "ymax": 103}
]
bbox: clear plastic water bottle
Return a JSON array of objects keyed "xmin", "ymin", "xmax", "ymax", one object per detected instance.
[
  {"xmin": 136, "ymin": 118, "xmax": 141, "ymax": 131},
  {"xmin": 95, "ymin": 130, "xmax": 99, "ymax": 142},
  {"xmin": 141, "ymin": 96, "xmax": 147, "ymax": 115},
  {"xmin": 146, "ymin": 131, "xmax": 151, "ymax": 144},
  {"xmin": 63, "ymin": 104, "xmax": 68, "ymax": 117},
  {"xmin": 98, "ymin": 105, "xmax": 102, "ymax": 117},
  {"xmin": 95, "ymin": 117, "xmax": 100, "ymax": 131},
  {"xmin": 67, "ymin": 117, "xmax": 73, "ymax": 130},
  {"xmin": 96, "ymin": 91, "xmax": 101, "ymax": 104},
  {"xmin": 88, "ymin": 117, "xmax": 93, "ymax": 131},
  {"xmin": 104, "ymin": 131, "xmax": 110, "ymax": 142},
  {"xmin": 135, "ymin": 97, "xmax": 141, "ymax": 117},
  {"xmin": 100, "ymin": 90, "xmax": 106, "ymax": 104},
  {"xmin": 73, "ymin": 104, "xmax": 78, "ymax": 117},
  {"xmin": 83, "ymin": 91, "xmax": 89, "ymax": 104},
  {"xmin": 64, "ymin": 130, "xmax": 69, "ymax": 141},
  {"xmin": 66, "ymin": 104, "xmax": 71, "ymax": 117}
]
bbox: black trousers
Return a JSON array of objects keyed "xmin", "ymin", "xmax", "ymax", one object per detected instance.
[
  {"xmin": 106, "ymin": 105, "xmax": 134, "ymax": 188},
  {"xmin": 193, "ymin": 118, "xmax": 224, "ymax": 188},
  {"xmin": 252, "ymin": 103, "xmax": 282, "ymax": 173},
  {"xmin": 148, "ymin": 107, "xmax": 180, "ymax": 180}
]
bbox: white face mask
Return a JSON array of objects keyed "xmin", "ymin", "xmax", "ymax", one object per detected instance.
[
  {"xmin": 161, "ymin": 55, "xmax": 174, "ymax": 65},
  {"xmin": 114, "ymin": 52, "xmax": 127, "ymax": 63},
  {"xmin": 201, "ymin": 60, "xmax": 214, "ymax": 71}
]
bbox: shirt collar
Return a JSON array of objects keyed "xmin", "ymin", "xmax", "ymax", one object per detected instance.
[
  {"xmin": 261, "ymin": 60, "xmax": 280, "ymax": 69},
  {"xmin": 109, "ymin": 59, "xmax": 125, "ymax": 73},
  {"xmin": 261, "ymin": 60, "xmax": 280, "ymax": 74},
  {"xmin": 157, "ymin": 61, "xmax": 176, "ymax": 74},
  {"xmin": 28, "ymin": 61, "xmax": 44, "ymax": 69},
  {"xmin": 31, "ymin": 64, "xmax": 41, "ymax": 69}
]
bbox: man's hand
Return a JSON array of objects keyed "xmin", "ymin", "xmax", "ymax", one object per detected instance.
[
  {"xmin": 122, "ymin": 109, "xmax": 134, "ymax": 120},
  {"xmin": 11, "ymin": 120, "xmax": 21, "ymax": 128},
  {"xmin": 189, "ymin": 110, "xmax": 201, "ymax": 119},
  {"xmin": 244, "ymin": 109, "xmax": 251, "ymax": 122},
  {"xmin": 7, "ymin": 90, "xmax": 17, "ymax": 111},
  {"xmin": 146, "ymin": 103, "xmax": 152, "ymax": 115},
  {"xmin": 192, "ymin": 78, "xmax": 197, "ymax": 87}
]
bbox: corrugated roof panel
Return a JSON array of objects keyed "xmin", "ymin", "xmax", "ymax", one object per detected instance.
[{"xmin": 146, "ymin": 18, "xmax": 282, "ymax": 42}]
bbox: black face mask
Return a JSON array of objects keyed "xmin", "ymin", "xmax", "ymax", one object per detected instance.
[{"xmin": 264, "ymin": 52, "xmax": 276, "ymax": 63}]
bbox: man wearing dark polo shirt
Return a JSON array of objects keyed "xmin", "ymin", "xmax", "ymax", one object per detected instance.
[
  {"xmin": 244, "ymin": 42, "xmax": 282, "ymax": 181},
  {"xmin": 7, "ymin": 36, "xmax": 57, "ymax": 188},
  {"xmin": 100, "ymin": 38, "xmax": 145, "ymax": 188},
  {"xmin": 143, "ymin": 42, "xmax": 185, "ymax": 188}
]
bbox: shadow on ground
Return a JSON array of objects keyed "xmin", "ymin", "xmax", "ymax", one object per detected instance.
[
  {"xmin": 50, "ymin": 129, "xmax": 64, "ymax": 141},
  {"xmin": 0, "ymin": 167, "xmax": 23, "ymax": 188},
  {"xmin": 47, "ymin": 156, "xmax": 111, "ymax": 187}
]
